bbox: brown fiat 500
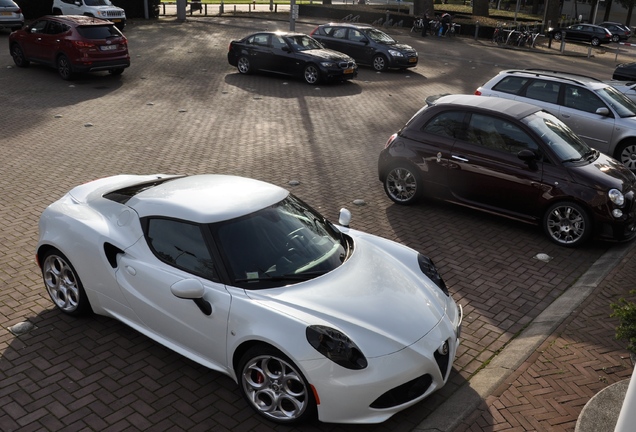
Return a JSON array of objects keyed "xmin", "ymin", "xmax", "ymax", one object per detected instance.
[{"xmin": 378, "ymin": 94, "xmax": 636, "ymax": 247}]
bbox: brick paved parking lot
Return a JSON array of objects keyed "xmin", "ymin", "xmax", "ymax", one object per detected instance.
[{"xmin": 0, "ymin": 15, "xmax": 633, "ymax": 431}]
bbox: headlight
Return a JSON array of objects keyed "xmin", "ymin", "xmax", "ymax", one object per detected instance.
[
  {"xmin": 609, "ymin": 188, "xmax": 625, "ymax": 206},
  {"xmin": 388, "ymin": 49, "xmax": 404, "ymax": 57},
  {"xmin": 320, "ymin": 61, "xmax": 335, "ymax": 68},
  {"xmin": 418, "ymin": 253, "xmax": 449, "ymax": 296},
  {"xmin": 306, "ymin": 325, "xmax": 368, "ymax": 370}
]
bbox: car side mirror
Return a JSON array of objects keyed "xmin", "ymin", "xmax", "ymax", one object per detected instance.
[
  {"xmin": 595, "ymin": 107, "xmax": 610, "ymax": 116},
  {"xmin": 282, "ymin": 46, "xmax": 291, "ymax": 53},
  {"xmin": 171, "ymin": 279, "xmax": 212, "ymax": 315},
  {"xmin": 518, "ymin": 149, "xmax": 539, "ymax": 170},
  {"xmin": 339, "ymin": 208, "xmax": 352, "ymax": 227}
]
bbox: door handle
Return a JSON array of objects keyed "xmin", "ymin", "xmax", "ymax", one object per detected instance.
[
  {"xmin": 126, "ymin": 266, "xmax": 136, "ymax": 276},
  {"xmin": 561, "ymin": 113, "xmax": 571, "ymax": 118},
  {"xmin": 451, "ymin": 155, "xmax": 469, "ymax": 162}
]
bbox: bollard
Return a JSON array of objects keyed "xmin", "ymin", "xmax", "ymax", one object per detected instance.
[
  {"xmin": 560, "ymin": 31, "xmax": 566, "ymax": 53},
  {"xmin": 474, "ymin": 21, "xmax": 479, "ymax": 40},
  {"xmin": 219, "ymin": 0, "xmax": 223, "ymax": 14}
]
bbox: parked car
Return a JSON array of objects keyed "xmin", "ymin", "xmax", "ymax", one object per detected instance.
[
  {"xmin": 378, "ymin": 94, "xmax": 636, "ymax": 247},
  {"xmin": 549, "ymin": 23, "xmax": 612, "ymax": 46},
  {"xmin": 614, "ymin": 62, "xmax": 636, "ymax": 81},
  {"xmin": 598, "ymin": 21, "xmax": 631, "ymax": 42},
  {"xmin": 607, "ymin": 80, "xmax": 636, "ymax": 103},
  {"xmin": 475, "ymin": 69, "xmax": 636, "ymax": 172},
  {"xmin": 36, "ymin": 173, "xmax": 463, "ymax": 424},
  {"xmin": 9, "ymin": 15, "xmax": 130, "ymax": 80},
  {"xmin": 52, "ymin": 0, "xmax": 126, "ymax": 30},
  {"xmin": 227, "ymin": 31, "xmax": 357, "ymax": 85},
  {"xmin": 309, "ymin": 23, "xmax": 418, "ymax": 71},
  {"xmin": 0, "ymin": 0, "xmax": 23, "ymax": 31}
]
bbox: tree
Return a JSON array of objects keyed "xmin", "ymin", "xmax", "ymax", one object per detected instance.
[
  {"xmin": 544, "ymin": 0, "xmax": 562, "ymax": 30},
  {"xmin": 617, "ymin": 0, "xmax": 636, "ymax": 26},
  {"xmin": 473, "ymin": 0, "xmax": 489, "ymax": 17},
  {"xmin": 604, "ymin": 0, "xmax": 614, "ymax": 22},
  {"xmin": 413, "ymin": 0, "xmax": 435, "ymax": 19}
]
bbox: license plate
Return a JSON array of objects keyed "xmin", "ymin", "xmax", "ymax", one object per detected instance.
[
  {"xmin": 409, "ymin": 57, "xmax": 417, "ymax": 63},
  {"xmin": 110, "ymin": 19, "xmax": 121, "ymax": 22},
  {"xmin": 344, "ymin": 68, "xmax": 354, "ymax": 74},
  {"xmin": 100, "ymin": 45, "xmax": 118, "ymax": 51},
  {"xmin": 1, "ymin": 11, "xmax": 12, "ymax": 15}
]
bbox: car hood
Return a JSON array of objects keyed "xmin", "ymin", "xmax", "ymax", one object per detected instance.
[
  {"xmin": 378, "ymin": 41, "xmax": 415, "ymax": 51},
  {"xmin": 246, "ymin": 232, "xmax": 450, "ymax": 357},
  {"xmin": 304, "ymin": 48, "xmax": 354, "ymax": 62},
  {"xmin": 569, "ymin": 152, "xmax": 636, "ymax": 191}
]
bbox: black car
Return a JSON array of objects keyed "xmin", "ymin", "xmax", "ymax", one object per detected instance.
[
  {"xmin": 598, "ymin": 21, "xmax": 632, "ymax": 42},
  {"xmin": 614, "ymin": 62, "xmax": 636, "ymax": 81},
  {"xmin": 310, "ymin": 23, "xmax": 417, "ymax": 72},
  {"xmin": 549, "ymin": 24, "xmax": 612, "ymax": 46},
  {"xmin": 377, "ymin": 94, "xmax": 636, "ymax": 247},
  {"xmin": 227, "ymin": 31, "xmax": 357, "ymax": 85}
]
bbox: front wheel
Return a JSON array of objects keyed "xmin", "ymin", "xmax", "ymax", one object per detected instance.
[
  {"xmin": 615, "ymin": 140, "xmax": 636, "ymax": 172},
  {"xmin": 543, "ymin": 202, "xmax": 591, "ymax": 247},
  {"xmin": 57, "ymin": 54, "xmax": 74, "ymax": 80},
  {"xmin": 10, "ymin": 44, "xmax": 29, "ymax": 68},
  {"xmin": 383, "ymin": 164, "xmax": 422, "ymax": 205},
  {"xmin": 238, "ymin": 345, "xmax": 316, "ymax": 424},
  {"xmin": 237, "ymin": 56, "xmax": 252, "ymax": 74},
  {"xmin": 372, "ymin": 54, "xmax": 388, "ymax": 71},
  {"xmin": 303, "ymin": 64, "xmax": 320, "ymax": 84},
  {"xmin": 591, "ymin": 37, "xmax": 600, "ymax": 46},
  {"xmin": 41, "ymin": 249, "xmax": 92, "ymax": 315}
]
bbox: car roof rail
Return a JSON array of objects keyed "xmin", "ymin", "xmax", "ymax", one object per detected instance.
[{"xmin": 505, "ymin": 69, "xmax": 603, "ymax": 86}]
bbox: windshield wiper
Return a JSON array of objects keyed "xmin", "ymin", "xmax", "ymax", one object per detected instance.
[
  {"xmin": 234, "ymin": 270, "xmax": 328, "ymax": 283},
  {"xmin": 584, "ymin": 149, "xmax": 598, "ymax": 161},
  {"xmin": 562, "ymin": 156, "xmax": 584, "ymax": 163}
]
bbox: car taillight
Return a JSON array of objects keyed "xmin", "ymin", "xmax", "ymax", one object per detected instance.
[
  {"xmin": 228, "ymin": 42, "xmax": 233, "ymax": 51},
  {"xmin": 475, "ymin": 90, "xmax": 482, "ymax": 95},
  {"xmin": 385, "ymin": 133, "xmax": 397, "ymax": 149},
  {"xmin": 72, "ymin": 40, "xmax": 97, "ymax": 49},
  {"xmin": 310, "ymin": 26, "xmax": 319, "ymax": 35}
]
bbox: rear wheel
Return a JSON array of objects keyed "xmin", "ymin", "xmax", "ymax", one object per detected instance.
[
  {"xmin": 303, "ymin": 64, "xmax": 320, "ymax": 85},
  {"xmin": 237, "ymin": 56, "xmax": 252, "ymax": 74},
  {"xmin": 591, "ymin": 37, "xmax": 601, "ymax": 46},
  {"xmin": 41, "ymin": 249, "xmax": 92, "ymax": 316},
  {"xmin": 612, "ymin": 34, "xmax": 620, "ymax": 43},
  {"xmin": 372, "ymin": 54, "xmax": 388, "ymax": 71},
  {"xmin": 238, "ymin": 345, "xmax": 316, "ymax": 424},
  {"xmin": 553, "ymin": 32, "xmax": 562, "ymax": 41},
  {"xmin": 383, "ymin": 164, "xmax": 422, "ymax": 205},
  {"xmin": 543, "ymin": 202, "xmax": 591, "ymax": 247},
  {"xmin": 10, "ymin": 43, "xmax": 29, "ymax": 68},
  {"xmin": 57, "ymin": 54, "xmax": 74, "ymax": 80}
]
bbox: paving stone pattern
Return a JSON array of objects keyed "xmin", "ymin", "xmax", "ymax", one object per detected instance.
[{"xmin": 0, "ymin": 15, "xmax": 633, "ymax": 431}]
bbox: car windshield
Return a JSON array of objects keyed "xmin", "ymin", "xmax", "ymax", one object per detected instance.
[
  {"xmin": 286, "ymin": 35, "xmax": 323, "ymax": 51},
  {"xmin": 214, "ymin": 195, "xmax": 350, "ymax": 289},
  {"xmin": 85, "ymin": 0, "xmax": 112, "ymax": 5},
  {"xmin": 595, "ymin": 85, "xmax": 636, "ymax": 117},
  {"xmin": 366, "ymin": 28, "xmax": 395, "ymax": 43},
  {"xmin": 522, "ymin": 111, "xmax": 592, "ymax": 162}
]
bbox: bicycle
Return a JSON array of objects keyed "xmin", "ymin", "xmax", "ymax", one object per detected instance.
[{"xmin": 492, "ymin": 23, "xmax": 506, "ymax": 45}]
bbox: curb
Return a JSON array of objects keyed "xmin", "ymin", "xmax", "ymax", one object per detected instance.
[{"xmin": 414, "ymin": 241, "xmax": 636, "ymax": 432}]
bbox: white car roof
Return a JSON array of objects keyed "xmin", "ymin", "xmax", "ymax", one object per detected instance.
[{"xmin": 120, "ymin": 175, "xmax": 289, "ymax": 223}]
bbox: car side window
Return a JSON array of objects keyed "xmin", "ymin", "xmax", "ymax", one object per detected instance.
[
  {"xmin": 563, "ymin": 85, "xmax": 605, "ymax": 114},
  {"xmin": 348, "ymin": 29, "xmax": 365, "ymax": 42},
  {"xmin": 524, "ymin": 80, "xmax": 560, "ymax": 104},
  {"xmin": 492, "ymin": 76, "xmax": 528, "ymax": 95},
  {"xmin": 333, "ymin": 28, "xmax": 347, "ymax": 39},
  {"xmin": 422, "ymin": 111, "xmax": 466, "ymax": 139},
  {"xmin": 271, "ymin": 35, "xmax": 287, "ymax": 50},
  {"xmin": 47, "ymin": 21, "xmax": 66, "ymax": 35},
  {"xmin": 466, "ymin": 114, "xmax": 539, "ymax": 155},
  {"xmin": 146, "ymin": 218, "xmax": 217, "ymax": 281},
  {"xmin": 30, "ymin": 20, "xmax": 48, "ymax": 34}
]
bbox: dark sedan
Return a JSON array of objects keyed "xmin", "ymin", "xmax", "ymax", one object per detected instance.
[
  {"xmin": 549, "ymin": 24, "xmax": 612, "ymax": 46},
  {"xmin": 227, "ymin": 31, "xmax": 357, "ymax": 85},
  {"xmin": 614, "ymin": 62, "xmax": 636, "ymax": 81},
  {"xmin": 310, "ymin": 23, "xmax": 418, "ymax": 72},
  {"xmin": 377, "ymin": 94, "xmax": 636, "ymax": 247},
  {"xmin": 598, "ymin": 21, "xmax": 632, "ymax": 42}
]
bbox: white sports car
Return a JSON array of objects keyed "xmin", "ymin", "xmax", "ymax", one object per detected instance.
[{"xmin": 36, "ymin": 174, "xmax": 463, "ymax": 424}]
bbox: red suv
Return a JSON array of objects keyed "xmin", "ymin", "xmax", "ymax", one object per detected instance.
[{"xmin": 9, "ymin": 15, "xmax": 130, "ymax": 80}]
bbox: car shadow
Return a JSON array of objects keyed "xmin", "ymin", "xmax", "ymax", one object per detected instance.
[
  {"xmin": 2, "ymin": 297, "xmax": 483, "ymax": 431},
  {"xmin": 223, "ymin": 72, "xmax": 362, "ymax": 98}
]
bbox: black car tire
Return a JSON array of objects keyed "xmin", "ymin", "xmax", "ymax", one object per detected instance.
[
  {"xmin": 57, "ymin": 54, "xmax": 75, "ymax": 80},
  {"xmin": 383, "ymin": 163, "xmax": 422, "ymax": 205},
  {"xmin": 41, "ymin": 249, "xmax": 93, "ymax": 316},
  {"xmin": 543, "ymin": 201, "xmax": 591, "ymax": 247},
  {"xmin": 238, "ymin": 344, "xmax": 317, "ymax": 424},
  {"xmin": 303, "ymin": 63, "xmax": 320, "ymax": 85},
  {"xmin": 237, "ymin": 56, "xmax": 252, "ymax": 74},
  {"xmin": 612, "ymin": 34, "xmax": 620, "ymax": 43},
  {"xmin": 553, "ymin": 32, "xmax": 562, "ymax": 41},
  {"xmin": 615, "ymin": 140, "xmax": 636, "ymax": 172},
  {"xmin": 591, "ymin": 37, "xmax": 601, "ymax": 46},
  {"xmin": 109, "ymin": 68, "xmax": 125, "ymax": 76},
  {"xmin": 52, "ymin": 8, "xmax": 62, "ymax": 14},
  {"xmin": 372, "ymin": 54, "xmax": 388, "ymax": 72},
  {"xmin": 10, "ymin": 43, "xmax": 30, "ymax": 68}
]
